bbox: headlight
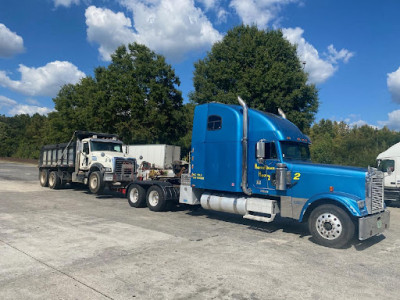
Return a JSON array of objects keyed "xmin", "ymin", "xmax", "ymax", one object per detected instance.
[
  {"xmin": 105, "ymin": 167, "xmax": 112, "ymax": 172},
  {"xmin": 104, "ymin": 174, "xmax": 114, "ymax": 181}
]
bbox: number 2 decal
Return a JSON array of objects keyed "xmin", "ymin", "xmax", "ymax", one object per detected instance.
[{"xmin": 293, "ymin": 173, "xmax": 301, "ymax": 180}]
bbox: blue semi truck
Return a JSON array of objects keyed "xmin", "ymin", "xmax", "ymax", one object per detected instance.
[{"xmin": 126, "ymin": 97, "xmax": 390, "ymax": 248}]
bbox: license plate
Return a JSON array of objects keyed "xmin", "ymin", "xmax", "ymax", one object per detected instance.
[{"xmin": 377, "ymin": 220, "xmax": 382, "ymax": 229}]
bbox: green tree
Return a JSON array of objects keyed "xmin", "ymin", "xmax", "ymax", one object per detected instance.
[
  {"xmin": 0, "ymin": 116, "xmax": 12, "ymax": 157},
  {"xmin": 15, "ymin": 114, "xmax": 49, "ymax": 159},
  {"xmin": 190, "ymin": 24, "xmax": 319, "ymax": 131},
  {"xmin": 309, "ymin": 119, "xmax": 400, "ymax": 167},
  {"xmin": 50, "ymin": 43, "xmax": 187, "ymax": 145},
  {"xmin": 0, "ymin": 114, "xmax": 49, "ymax": 159}
]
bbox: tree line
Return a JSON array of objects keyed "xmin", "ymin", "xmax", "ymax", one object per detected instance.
[{"xmin": 1, "ymin": 25, "xmax": 398, "ymax": 167}]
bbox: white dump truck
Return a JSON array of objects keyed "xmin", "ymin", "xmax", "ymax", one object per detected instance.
[{"xmin": 38, "ymin": 131, "xmax": 136, "ymax": 194}]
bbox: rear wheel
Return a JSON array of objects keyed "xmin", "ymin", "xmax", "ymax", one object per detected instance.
[
  {"xmin": 48, "ymin": 171, "xmax": 61, "ymax": 189},
  {"xmin": 146, "ymin": 185, "xmax": 167, "ymax": 212},
  {"xmin": 88, "ymin": 171, "xmax": 104, "ymax": 194},
  {"xmin": 39, "ymin": 169, "xmax": 49, "ymax": 187},
  {"xmin": 308, "ymin": 204, "xmax": 355, "ymax": 248},
  {"xmin": 128, "ymin": 184, "xmax": 146, "ymax": 208}
]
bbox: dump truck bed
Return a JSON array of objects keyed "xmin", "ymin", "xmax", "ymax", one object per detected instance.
[{"xmin": 39, "ymin": 142, "xmax": 76, "ymax": 168}]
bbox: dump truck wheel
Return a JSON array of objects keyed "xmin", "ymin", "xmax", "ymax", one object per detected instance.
[
  {"xmin": 39, "ymin": 169, "xmax": 49, "ymax": 187},
  {"xmin": 48, "ymin": 171, "xmax": 61, "ymax": 189},
  {"xmin": 88, "ymin": 171, "xmax": 104, "ymax": 194}
]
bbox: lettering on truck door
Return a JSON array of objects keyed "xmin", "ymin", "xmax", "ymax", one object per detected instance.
[{"xmin": 253, "ymin": 141, "xmax": 278, "ymax": 193}]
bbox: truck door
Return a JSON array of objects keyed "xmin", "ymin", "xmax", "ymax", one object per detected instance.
[
  {"xmin": 80, "ymin": 142, "xmax": 90, "ymax": 170},
  {"xmin": 252, "ymin": 140, "xmax": 279, "ymax": 193}
]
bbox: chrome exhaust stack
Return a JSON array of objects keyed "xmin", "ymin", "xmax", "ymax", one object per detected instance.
[{"xmin": 238, "ymin": 96, "xmax": 252, "ymax": 196}]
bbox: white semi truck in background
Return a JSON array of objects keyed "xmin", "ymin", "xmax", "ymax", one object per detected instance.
[{"xmin": 377, "ymin": 142, "xmax": 400, "ymax": 202}]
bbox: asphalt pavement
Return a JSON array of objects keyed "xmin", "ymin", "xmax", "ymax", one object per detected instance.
[{"xmin": 0, "ymin": 161, "xmax": 399, "ymax": 299}]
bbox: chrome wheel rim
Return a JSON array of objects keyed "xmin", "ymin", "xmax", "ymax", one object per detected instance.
[
  {"xmin": 90, "ymin": 175, "xmax": 98, "ymax": 190},
  {"xmin": 40, "ymin": 172, "xmax": 46, "ymax": 184},
  {"xmin": 49, "ymin": 173, "xmax": 55, "ymax": 187},
  {"xmin": 315, "ymin": 212, "xmax": 343, "ymax": 240},
  {"xmin": 148, "ymin": 190, "xmax": 159, "ymax": 207},
  {"xmin": 130, "ymin": 188, "xmax": 139, "ymax": 203}
]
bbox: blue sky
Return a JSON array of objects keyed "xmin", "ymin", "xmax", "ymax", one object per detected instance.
[{"xmin": 1, "ymin": 0, "xmax": 400, "ymax": 130}]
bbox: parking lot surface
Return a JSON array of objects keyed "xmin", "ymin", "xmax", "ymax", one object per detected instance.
[{"xmin": 0, "ymin": 161, "xmax": 399, "ymax": 299}]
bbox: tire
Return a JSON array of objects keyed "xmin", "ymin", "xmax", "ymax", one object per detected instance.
[
  {"xmin": 127, "ymin": 184, "xmax": 146, "ymax": 208},
  {"xmin": 146, "ymin": 185, "xmax": 167, "ymax": 212},
  {"xmin": 39, "ymin": 169, "xmax": 49, "ymax": 187},
  {"xmin": 48, "ymin": 171, "xmax": 61, "ymax": 189},
  {"xmin": 88, "ymin": 171, "xmax": 104, "ymax": 194},
  {"xmin": 308, "ymin": 204, "xmax": 355, "ymax": 248}
]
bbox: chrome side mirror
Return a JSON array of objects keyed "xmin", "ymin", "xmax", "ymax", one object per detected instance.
[{"xmin": 256, "ymin": 140, "xmax": 266, "ymax": 159}]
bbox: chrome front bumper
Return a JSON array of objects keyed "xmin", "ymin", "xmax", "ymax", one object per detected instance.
[{"xmin": 359, "ymin": 210, "xmax": 390, "ymax": 240}]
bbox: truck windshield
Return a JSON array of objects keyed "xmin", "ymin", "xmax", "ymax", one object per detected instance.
[
  {"xmin": 377, "ymin": 159, "xmax": 395, "ymax": 172},
  {"xmin": 91, "ymin": 141, "xmax": 122, "ymax": 152},
  {"xmin": 280, "ymin": 141, "xmax": 311, "ymax": 161}
]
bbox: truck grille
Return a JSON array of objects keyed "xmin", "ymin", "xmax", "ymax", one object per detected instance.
[
  {"xmin": 371, "ymin": 177, "xmax": 384, "ymax": 213},
  {"xmin": 115, "ymin": 158, "xmax": 135, "ymax": 180},
  {"xmin": 367, "ymin": 168, "xmax": 385, "ymax": 214}
]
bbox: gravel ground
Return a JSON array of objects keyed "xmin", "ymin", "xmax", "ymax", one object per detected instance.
[{"xmin": 0, "ymin": 161, "xmax": 399, "ymax": 300}]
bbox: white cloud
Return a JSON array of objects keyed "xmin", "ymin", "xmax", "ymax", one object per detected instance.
[
  {"xmin": 25, "ymin": 98, "xmax": 40, "ymax": 105},
  {"xmin": 0, "ymin": 95, "xmax": 17, "ymax": 108},
  {"xmin": 86, "ymin": 2, "xmax": 222, "ymax": 62},
  {"xmin": 326, "ymin": 44, "xmax": 354, "ymax": 64},
  {"xmin": 8, "ymin": 104, "xmax": 54, "ymax": 116},
  {"xmin": 0, "ymin": 24, "xmax": 24, "ymax": 58},
  {"xmin": 327, "ymin": 114, "xmax": 377, "ymax": 129},
  {"xmin": 378, "ymin": 110, "xmax": 400, "ymax": 130},
  {"xmin": 197, "ymin": 0, "xmax": 219, "ymax": 11},
  {"xmin": 387, "ymin": 66, "xmax": 400, "ymax": 103},
  {"xmin": 230, "ymin": 0, "xmax": 297, "ymax": 29},
  {"xmin": 85, "ymin": 6, "xmax": 136, "ymax": 61},
  {"xmin": 53, "ymin": 0, "xmax": 80, "ymax": 7},
  {"xmin": 349, "ymin": 119, "xmax": 377, "ymax": 129},
  {"xmin": 0, "ymin": 61, "xmax": 85, "ymax": 97},
  {"xmin": 0, "ymin": 95, "xmax": 53, "ymax": 116},
  {"xmin": 197, "ymin": 0, "xmax": 228, "ymax": 23},
  {"xmin": 282, "ymin": 27, "xmax": 354, "ymax": 84},
  {"xmin": 216, "ymin": 8, "xmax": 228, "ymax": 23}
]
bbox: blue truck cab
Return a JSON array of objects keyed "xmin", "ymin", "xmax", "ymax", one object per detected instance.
[{"xmin": 179, "ymin": 97, "xmax": 390, "ymax": 248}]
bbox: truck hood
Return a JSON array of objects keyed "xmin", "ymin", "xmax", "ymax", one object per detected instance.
[
  {"xmin": 91, "ymin": 151, "xmax": 135, "ymax": 159},
  {"xmin": 285, "ymin": 161, "xmax": 367, "ymax": 201},
  {"xmin": 288, "ymin": 161, "xmax": 366, "ymax": 178}
]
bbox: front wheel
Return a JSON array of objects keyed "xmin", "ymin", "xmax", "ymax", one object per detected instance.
[
  {"xmin": 146, "ymin": 185, "xmax": 167, "ymax": 212},
  {"xmin": 127, "ymin": 184, "xmax": 146, "ymax": 208},
  {"xmin": 88, "ymin": 171, "xmax": 104, "ymax": 194},
  {"xmin": 308, "ymin": 204, "xmax": 355, "ymax": 248}
]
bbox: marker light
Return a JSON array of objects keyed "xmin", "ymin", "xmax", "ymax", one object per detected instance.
[
  {"xmin": 358, "ymin": 200, "xmax": 365, "ymax": 209},
  {"xmin": 329, "ymin": 186, "xmax": 334, "ymax": 192}
]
